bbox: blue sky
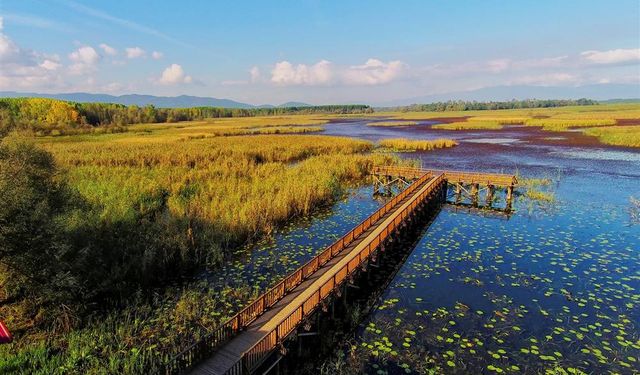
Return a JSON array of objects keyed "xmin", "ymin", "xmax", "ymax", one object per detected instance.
[{"xmin": 1, "ymin": 0, "xmax": 639, "ymax": 104}]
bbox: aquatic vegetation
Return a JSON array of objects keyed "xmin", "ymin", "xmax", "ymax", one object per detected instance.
[
  {"xmin": 525, "ymin": 118, "xmax": 617, "ymax": 131},
  {"xmin": 378, "ymin": 138, "xmax": 458, "ymax": 152},
  {"xmin": 469, "ymin": 117, "xmax": 529, "ymax": 125},
  {"xmin": 432, "ymin": 121, "xmax": 503, "ymax": 130},
  {"xmin": 582, "ymin": 125, "xmax": 640, "ymax": 148},
  {"xmin": 519, "ymin": 177, "xmax": 554, "ymax": 187},
  {"xmin": 366, "ymin": 121, "xmax": 418, "ymax": 127},
  {"xmin": 525, "ymin": 189, "xmax": 555, "ymax": 202},
  {"xmin": 322, "ymin": 170, "xmax": 640, "ymax": 374}
]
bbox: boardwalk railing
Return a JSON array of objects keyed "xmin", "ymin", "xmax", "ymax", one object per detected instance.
[
  {"xmin": 372, "ymin": 166, "xmax": 517, "ymax": 187},
  {"xmin": 160, "ymin": 170, "xmax": 439, "ymax": 375},
  {"xmin": 228, "ymin": 173, "xmax": 447, "ymax": 374}
]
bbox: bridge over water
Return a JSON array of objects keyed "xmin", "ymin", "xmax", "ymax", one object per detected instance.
[{"xmin": 160, "ymin": 166, "xmax": 517, "ymax": 375}]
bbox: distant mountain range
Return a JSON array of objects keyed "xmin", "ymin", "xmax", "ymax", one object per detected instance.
[
  {"xmin": 376, "ymin": 84, "xmax": 640, "ymax": 107},
  {"xmin": 0, "ymin": 92, "xmax": 312, "ymax": 109},
  {"xmin": 2, "ymin": 83, "xmax": 639, "ymax": 109}
]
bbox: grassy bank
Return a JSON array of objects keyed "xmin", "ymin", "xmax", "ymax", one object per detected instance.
[
  {"xmin": 1, "ymin": 124, "xmax": 408, "ymax": 374},
  {"xmin": 582, "ymin": 125, "xmax": 640, "ymax": 147},
  {"xmin": 432, "ymin": 121, "xmax": 502, "ymax": 130},
  {"xmin": 378, "ymin": 138, "xmax": 457, "ymax": 152}
]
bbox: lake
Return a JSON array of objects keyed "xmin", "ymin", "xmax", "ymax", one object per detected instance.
[{"xmin": 206, "ymin": 119, "xmax": 640, "ymax": 374}]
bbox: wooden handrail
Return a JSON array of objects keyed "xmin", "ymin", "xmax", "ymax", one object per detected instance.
[
  {"xmin": 372, "ymin": 165, "xmax": 517, "ymax": 186},
  {"xmin": 159, "ymin": 170, "xmax": 438, "ymax": 375},
  {"xmin": 233, "ymin": 173, "xmax": 446, "ymax": 373}
]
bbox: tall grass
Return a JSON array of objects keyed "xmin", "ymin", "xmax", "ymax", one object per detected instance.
[
  {"xmin": 2, "ymin": 127, "xmax": 408, "ymax": 374},
  {"xmin": 378, "ymin": 138, "xmax": 457, "ymax": 151},
  {"xmin": 469, "ymin": 117, "xmax": 529, "ymax": 124},
  {"xmin": 582, "ymin": 126, "xmax": 640, "ymax": 147},
  {"xmin": 524, "ymin": 118, "xmax": 617, "ymax": 131},
  {"xmin": 432, "ymin": 121, "xmax": 502, "ymax": 130}
]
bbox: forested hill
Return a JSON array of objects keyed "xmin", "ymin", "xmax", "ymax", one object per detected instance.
[
  {"xmin": 382, "ymin": 98, "xmax": 599, "ymax": 112},
  {"xmin": 0, "ymin": 92, "xmax": 317, "ymax": 109},
  {"xmin": 0, "ymin": 97, "xmax": 372, "ymax": 136}
]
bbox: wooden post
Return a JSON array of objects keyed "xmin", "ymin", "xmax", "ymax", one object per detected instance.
[
  {"xmin": 471, "ymin": 183, "xmax": 479, "ymax": 206},
  {"xmin": 506, "ymin": 185, "xmax": 514, "ymax": 212},
  {"xmin": 486, "ymin": 185, "xmax": 494, "ymax": 206}
]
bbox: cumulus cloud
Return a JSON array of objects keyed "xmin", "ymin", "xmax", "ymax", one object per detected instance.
[
  {"xmin": 271, "ymin": 60, "xmax": 333, "ymax": 85},
  {"xmin": 151, "ymin": 51, "xmax": 163, "ymax": 60},
  {"xmin": 580, "ymin": 48, "xmax": 640, "ymax": 65},
  {"xmin": 125, "ymin": 46, "xmax": 146, "ymax": 59},
  {"xmin": 269, "ymin": 58, "xmax": 406, "ymax": 86},
  {"xmin": 158, "ymin": 63, "xmax": 192, "ymax": 84},
  {"xmin": 0, "ymin": 16, "xmax": 65, "ymax": 89},
  {"xmin": 40, "ymin": 59, "xmax": 62, "ymax": 71},
  {"xmin": 99, "ymin": 43, "xmax": 117, "ymax": 56},
  {"xmin": 342, "ymin": 59, "xmax": 407, "ymax": 85},
  {"xmin": 68, "ymin": 45, "xmax": 100, "ymax": 75}
]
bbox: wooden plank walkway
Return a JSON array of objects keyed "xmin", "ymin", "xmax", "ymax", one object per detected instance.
[
  {"xmin": 372, "ymin": 166, "xmax": 518, "ymax": 187},
  {"xmin": 188, "ymin": 173, "xmax": 444, "ymax": 375},
  {"xmin": 158, "ymin": 166, "xmax": 516, "ymax": 375}
]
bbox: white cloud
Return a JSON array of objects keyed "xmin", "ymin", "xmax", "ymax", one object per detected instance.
[
  {"xmin": 125, "ymin": 46, "xmax": 145, "ymax": 59},
  {"xmin": 99, "ymin": 43, "xmax": 117, "ymax": 56},
  {"xmin": 250, "ymin": 66, "xmax": 261, "ymax": 83},
  {"xmin": 269, "ymin": 58, "xmax": 406, "ymax": 86},
  {"xmin": 343, "ymin": 59, "xmax": 407, "ymax": 85},
  {"xmin": 581, "ymin": 48, "xmax": 640, "ymax": 65},
  {"xmin": 510, "ymin": 73, "xmax": 580, "ymax": 86},
  {"xmin": 158, "ymin": 63, "xmax": 192, "ymax": 84},
  {"xmin": 271, "ymin": 60, "xmax": 333, "ymax": 85},
  {"xmin": 40, "ymin": 59, "xmax": 62, "ymax": 71},
  {"xmin": 68, "ymin": 45, "xmax": 100, "ymax": 75},
  {"xmin": 151, "ymin": 51, "xmax": 163, "ymax": 59},
  {"xmin": 0, "ymin": 18, "xmax": 65, "ymax": 90}
]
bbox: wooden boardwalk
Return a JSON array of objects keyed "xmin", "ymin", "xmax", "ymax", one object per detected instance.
[{"xmin": 159, "ymin": 166, "xmax": 516, "ymax": 375}]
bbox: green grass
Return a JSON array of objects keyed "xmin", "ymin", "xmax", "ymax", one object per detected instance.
[{"xmin": 378, "ymin": 138, "xmax": 458, "ymax": 151}]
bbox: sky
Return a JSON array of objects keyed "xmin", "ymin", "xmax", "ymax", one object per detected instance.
[{"xmin": 1, "ymin": 0, "xmax": 639, "ymax": 105}]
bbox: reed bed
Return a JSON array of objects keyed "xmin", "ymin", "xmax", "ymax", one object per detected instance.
[
  {"xmin": 582, "ymin": 126, "xmax": 640, "ymax": 147},
  {"xmin": 366, "ymin": 121, "xmax": 418, "ymax": 127},
  {"xmin": 524, "ymin": 118, "xmax": 617, "ymax": 131},
  {"xmin": 3, "ymin": 126, "xmax": 416, "ymax": 374},
  {"xmin": 378, "ymin": 138, "xmax": 458, "ymax": 151},
  {"xmin": 432, "ymin": 121, "xmax": 503, "ymax": 130},
  {"xmin": 468, "ymin": 117, "xmax": 529, "ymax": 124}
]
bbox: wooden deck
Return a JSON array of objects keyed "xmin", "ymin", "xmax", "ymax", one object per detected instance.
[{"xmin": 158, "ymin": 166, "xmax": 516, "ymax": 375}]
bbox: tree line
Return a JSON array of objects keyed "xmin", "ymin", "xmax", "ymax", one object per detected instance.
[
  {"xmin": 0, "ymin": 97, "xmax": 372, "ymax": 136},
  {"xmin": 383, "ymin": 98, "xmax": 598, "ymax": 112}
]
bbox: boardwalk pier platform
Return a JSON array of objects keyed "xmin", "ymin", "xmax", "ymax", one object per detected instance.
[{"xmin": 160, "ymin": 166, "xmax": 516, "ymax": 375}]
